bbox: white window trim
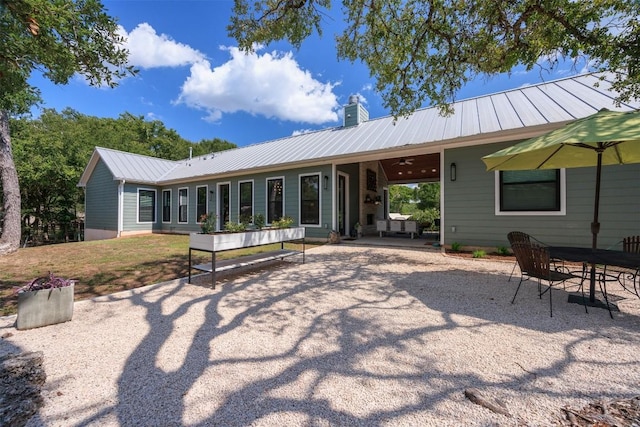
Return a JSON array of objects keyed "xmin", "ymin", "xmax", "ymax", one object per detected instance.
[
  {"xmin": 298, "ymin": 172, "xmax": 322, "ymax": 228},
  {"xmin": 266, "ymin": 176, "xmax": 285, "ymax": 225},
  {"xmin": 196, "ymin": 185, "xmax": 208, "ymax": 223},
  {"xmin": 238, "ymin": 179, "xmax": 254, "ymax": 223},
  {"xmin": 494, "ymin": 169, "xmax": 566, "ymax": 216},
  {"xmin": 162, "ymin": 189, "xmax": 172, "ymax": 224},
  {"xmin": 178, "ymin": 187, "xmax": 189, "ymax": 224},
  {"xmin": 137, "ymin": 187, "xmax": 157, "ymax": 224}
]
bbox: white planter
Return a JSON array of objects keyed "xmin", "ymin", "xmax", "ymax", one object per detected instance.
[
  {"xmin": 190, "ymin": 227, "xmax": 305, "ymax": 252},
  {"xmin": 16, "ymin": 284, "xmax": 75, "ymax": 330}
]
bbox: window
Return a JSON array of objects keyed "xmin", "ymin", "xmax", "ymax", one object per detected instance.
[
  {"xmin": 178, "ymin": 188, "xmax": 188, "ymax": 223},
  {"xmin": 239, "ymin": 181, "xmax": 253, "ymax": 223},
  {"xmin": 196, "ymin": 185, "xmax": 207, "ymax": 222},
  {"xmin": 500, "ymin": 170, "xmax": 561, "ymax": 212},
  {"xmin": 138, "ymin": 189, "xmax": 156, "ymax": 223},
  {"xmin": 162, "ymin": 190, "xmax": 171, "ymax": 223},
  {"xmin": 267, "ymin": 177, "xmax": 284, "ymax": 223},
  {"xmin": 300, "ymin": 174, "xmax": 320, "ymax": 225}
]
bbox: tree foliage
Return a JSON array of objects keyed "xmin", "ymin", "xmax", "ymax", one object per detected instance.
[
  {"xmin": 229, "ymin": 0, "xmax": 640, "ymax": 116},
  {"xmin": 10, "ymin": 109, "xmax": 236, "ymax": 244},
  {"xmin": 0, "ymin": 0, "xmax": 135, "ymax": 253},
  {"xmin": 388, "ymin": 185, "xmax": 414, "ymax": 213}
]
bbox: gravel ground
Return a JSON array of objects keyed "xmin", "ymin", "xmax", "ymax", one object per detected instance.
[{"xmin": 1, "ymin": 244, "xmax": 639, "ymax": 427}]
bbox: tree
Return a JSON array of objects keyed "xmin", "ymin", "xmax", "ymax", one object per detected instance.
[
  {"xmin": 10, "ymin": 109, "xmax": 238, "ymax": 244},
  {"xmin": 0, "ymin": 0, "xmax": 134, "ymax": 254},
  {"xmin": 415, "ymin": 182, "xmax": 440, "ymax": 211},
  {"xmin": 229, "ymin": 0, "xmax": 640, "ymax": 116},
  {"xmin": 388, "ymin": 185, "xmax": 414, "ymax": 213}
]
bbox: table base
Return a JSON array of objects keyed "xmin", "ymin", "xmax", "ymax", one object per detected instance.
[{"xmin": 567, "ymin": 293, "xmax": 619, "ymax": 312}]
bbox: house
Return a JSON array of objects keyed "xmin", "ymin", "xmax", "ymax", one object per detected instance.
[{"xmin": 78, "ymin": 73, "xmax": 640, "ymax": 249}]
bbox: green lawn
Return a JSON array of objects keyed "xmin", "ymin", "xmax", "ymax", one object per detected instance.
[{"xmin": 0, "ymin": 234, "xmax": 313, "ymax": 316}]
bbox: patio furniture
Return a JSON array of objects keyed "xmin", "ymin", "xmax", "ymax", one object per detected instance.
[
  {"xmin": 623, "ymin": 235, "xmax": 640, "ymax": 254},
  {"xmin": 608, "ymin": 235, "xmax": 640, "ymax": 298},
  {"xmin": 507, "ymin": 231, "xmax": 532, "ymax": 281},
  {"xmin": 511, "ymin": 243, "xmax": 583, "ymax": 317},
  {"xmin": 548, "ymin": 246, "xmax": 640, "ymax": 318},
  {"xmin": 390, "ymin": 220, "xmax": 403, "ymax": 233}
]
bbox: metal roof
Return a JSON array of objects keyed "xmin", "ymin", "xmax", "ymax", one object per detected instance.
[
  {"xmin": 78, "ymin": 147, "xmax": 179, "ymax": 186},
  {"xmin": 81, "ymin": 73, "xmax": 640, "ymax": 186}
]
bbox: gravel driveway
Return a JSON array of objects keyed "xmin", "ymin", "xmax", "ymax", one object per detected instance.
[{"xmin": 2, "ymin": 244, "xmax": 639, "ymax": 426}]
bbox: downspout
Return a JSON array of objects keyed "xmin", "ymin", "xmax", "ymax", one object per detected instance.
[{"xmin": 117, "ymin": 180, "xmax": 125, "ymax": 237}]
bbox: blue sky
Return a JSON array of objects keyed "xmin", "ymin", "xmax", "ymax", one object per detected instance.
[{"xmin": 28, "ymin": 0, "xmax": 588, "ymax": 148}]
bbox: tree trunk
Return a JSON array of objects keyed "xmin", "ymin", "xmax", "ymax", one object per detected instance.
[{"xmin": 0, "ymin": 110, "xmax": 21, "ymax": 254}]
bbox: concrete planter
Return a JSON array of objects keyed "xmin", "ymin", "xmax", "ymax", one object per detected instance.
[
  {"xmin": 190, "ymin": 227, "xmax": 305, "ymax": 252},
  {"xmin": 16, "ymin": 283, "xmax": 75, "ymax": 330}
]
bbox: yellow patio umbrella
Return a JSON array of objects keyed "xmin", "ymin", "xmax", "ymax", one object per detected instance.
[{"xmin": 482, "ymin": 108, "xmax": 640, "ymax": 250}]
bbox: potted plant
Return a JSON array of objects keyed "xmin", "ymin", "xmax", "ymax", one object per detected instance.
[
  {"xmin": 253, "ymin": 213, "xmax": 266, "ymax": 230},
  {"xmin": 199, "ymin": 212, "xmax": 217, "ymax": 234},
  {"xmin": 15, "ymin": 272, "xmax": 75, "ymax": 330}
]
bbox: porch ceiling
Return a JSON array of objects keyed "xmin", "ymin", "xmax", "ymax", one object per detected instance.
[{"xmin": 380, "ymin": 153, "xmax": 440, "ymax": 184}]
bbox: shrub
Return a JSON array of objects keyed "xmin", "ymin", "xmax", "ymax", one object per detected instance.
[
  {"xmin": 272, "ymin": 216, "xmax": 294, "ymax": 228},
  {"xmin": 224, "ymin": 221, "xmax": 247, "ymax": 232},
  {"xmin": 472, "ymin": 250, "xmax": 486, "ymax": 258},
  {"xmin": 496, "ymin": 246, "xmax": 510, "ymax": 256},
  {"xmin": 199, "ymin": 212, "xmax": 217, "ymax": 234},
  {"xmin": 253, "ymin": 213, "xmax": 266, "ymax": 230},
  {"xmin": 450, "ymin": 242, "xmax": 462, "ymax": 252}
]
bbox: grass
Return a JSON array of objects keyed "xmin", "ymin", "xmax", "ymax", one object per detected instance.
[{"xmin": 0, "ymin": 234, "xmax": 314, "ymax": 317}]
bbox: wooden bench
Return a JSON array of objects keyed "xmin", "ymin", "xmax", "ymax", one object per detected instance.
[{"xmin": 188, "ymin": 226, "xmax": 305, "ymax": 288}]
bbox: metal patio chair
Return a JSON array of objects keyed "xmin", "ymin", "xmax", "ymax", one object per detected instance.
[
  {"xmin": 507, "ymin": 231, "xmax": 533, "ymax": 281},
  {"xmin": 510, "ymin": 242, "xmax": 583, "ymax": 317}
]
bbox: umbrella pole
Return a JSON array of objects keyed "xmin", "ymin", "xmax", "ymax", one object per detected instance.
[{"xmin": 588, "ymin": 148, "xmax": 604, "ymax": 302}]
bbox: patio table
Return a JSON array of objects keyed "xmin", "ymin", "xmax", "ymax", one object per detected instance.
[{"xmin": 548, "ymin": 246, "xmax": 640, "ymax": 317}]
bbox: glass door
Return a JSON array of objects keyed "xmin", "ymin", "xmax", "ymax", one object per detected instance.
[
  {"xmin": 218, "ymin": 183, "xmax": 230, "ymax": 231},
  {"xmin": 338, "ymin": 174, "xmax": 346, "ymax": 236}
]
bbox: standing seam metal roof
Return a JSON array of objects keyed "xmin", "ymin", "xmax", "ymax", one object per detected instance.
[{"xmin": 89, "ymin": 73, "xmax": 640, "ymax": 185}]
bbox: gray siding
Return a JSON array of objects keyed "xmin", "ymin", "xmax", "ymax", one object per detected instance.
[
  {"xmin": 444, "ymin": 143, "xmax": 640, "ymax": 249},
  {"xmin": 85, "ymin": 160, "xmax": 119, "ymax": 231},
  {"xmin": 157, "ymin": 165, "xmax": 334, "ymax": 239},
  {"xmin": 122, "ymin": 184, "xmax": 162, "ymax": 232}
]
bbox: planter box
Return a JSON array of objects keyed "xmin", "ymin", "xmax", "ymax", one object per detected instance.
[
  {"xmin": 16, "ymin": 284, "xmax": 75, "ymax": 330},
  {"xmin": 190, "ymin": 227, "xmax": 305, "ymax": 252}
]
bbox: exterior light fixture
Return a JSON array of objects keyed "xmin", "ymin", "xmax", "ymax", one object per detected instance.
[
  {"xmin": 450, "ymin": 163, "xmax": 457, "ymax": 181},
  {"xmin": 324, "ymin": 175, "xmax": 329, "ymax": 190}
]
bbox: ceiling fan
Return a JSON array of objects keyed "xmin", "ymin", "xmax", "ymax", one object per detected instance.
[{"xmin": 393, "ymin": 158, "xmax": 414, "ymax": 166}]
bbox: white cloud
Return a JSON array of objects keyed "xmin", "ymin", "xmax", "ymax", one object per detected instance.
[
  {"xmin": 121, "ymin": 23, "xmax": 205, "ymax": 68},
  {"xmin": 292, "ymin": 128, "xmax": 315, "ymax": 136},
  {"xmin": 177, "ymin": 46, "xmax": 340, "ymax": 124}
]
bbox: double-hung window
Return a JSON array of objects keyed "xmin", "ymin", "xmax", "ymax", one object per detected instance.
[
  {"xmin": 162, "ymin": 190, "xmax": 171, "ymax": 223},
  {"xmin": 178, "ymin": 188, "xmax": 188, "ymax": 223},
  {"xmin": 196, "ymin": 185, "xmax": 207, "ymax": 222},
  {"xmin": 267, "ymin": 178, "xmax": 284, "ymax": 224},
  {"xmin": 499, "ymin": 170, "xmax": 562, "ymax": 212},
  {"xmin": 138, "ymin": 189, "xmax": 156, "ymax": 223},
  {"xmin": 300, "ymin": 174, "xmax": 320, "ymax": 225},
  {"xmin": 239, "ymin": 181, "xmax": 253, "ymax": 223}
]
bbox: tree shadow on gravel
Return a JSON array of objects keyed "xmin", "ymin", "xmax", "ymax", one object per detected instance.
[{"xmin": 72, "ymin": 247, "xmax": 640, "ymax": 426}]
